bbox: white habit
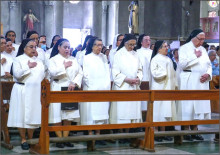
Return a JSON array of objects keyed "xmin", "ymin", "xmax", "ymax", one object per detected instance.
[
  {"xmin": 11, "ymin": 43, "xmax": 20, "ymax": 57},
  {"xmin": 81, "ymin": 52, "xmax": 111, "ymax": 125},
  {"xmin": 7, "ymin": 54, "xmax": 45, "ymax": 128},
  {"xmin": 36, "ymin": 47, "xmax": 46, "ymax": 65},
  {"xmin": 110, "ymin": 47, "xmax": 143, "ymax": 124},
  {"xmin": 150, "ymin": 54, "xmax": 177, "ymax": 122},
  {"xmin": 1, "ymin": 51, "xmax": 15, "ymax": 81},
  {"xmin": 48, "ymin": 54, "xmax": 83, "ymax": 124},
  {"xmin": 76, "ymin": 49, "xmax": 86, "ymax": 67},
  {"xmin": 178, "ymin": 41, "xmax": 212, "ymax": 120},
  {"xmin": 137, "ymin": 47, "xmax": 152, "ymax": 110}
]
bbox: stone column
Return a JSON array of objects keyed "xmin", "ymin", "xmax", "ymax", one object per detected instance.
[
  {"xmin": 138, "ymin": 0, "xmax": 145, "ymax": 35},
  {"xmin": 82, "ymin": 1, "xmax": 93, "ymax": 30},
  {"xmin": 44, "ymin": 1, "xmax": 55, "ymax": 46},
  {"xmin": 92, "ymin": 1, "xmax": 102, "ymax": 38},
  {"xmin": 107, "ymin": 1, "xmax": 118, "ymax": 45},
  {"xmin": 9, "ymin": 1, "xmax": 22, "ymax": 43},
  {"xmin": 54, "ymin": 1, "xmax": 63, "ymax": 37},
  {"xmin": 101, "ymin": 1, "xmax": 108, "ymax": 45}
]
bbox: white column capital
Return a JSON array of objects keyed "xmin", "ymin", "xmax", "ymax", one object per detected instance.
[
  {"xmin": 44, "ymin": 1, "xmax": 55, "ymax": 6},
  {"xmin": 9, "ymin": 1, "xmax": 19, "ymax": 8}
]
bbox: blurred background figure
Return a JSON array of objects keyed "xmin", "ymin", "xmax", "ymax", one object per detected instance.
[{"xmin": 72, "ymin": 44, "xmax": 82, "ymax": 57}]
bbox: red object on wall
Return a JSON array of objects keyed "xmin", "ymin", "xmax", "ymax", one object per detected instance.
[{"xmin": 200, "ymin": 17, "xmax": 219, "ymax": 40}]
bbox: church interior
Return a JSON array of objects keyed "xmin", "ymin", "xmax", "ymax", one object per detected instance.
[{"xmin": 1, "ymin": 0, "xmax": 219, "ymax": 154}]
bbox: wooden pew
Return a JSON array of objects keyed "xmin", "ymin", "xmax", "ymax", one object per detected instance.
[
  {"xmin": 1, "ymin": 81, "xmax": 15, "ymax": 149},
  {"xmin": 27, "ymin": 79, "xmax": 219, "ymax": 154},
  {"xmin": 210, "ymin": 75, "xmax": 219, "ymax": 113}
]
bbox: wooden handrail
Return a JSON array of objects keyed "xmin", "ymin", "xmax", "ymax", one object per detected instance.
[
  {"xmin": 2, "ymin": 79, "xmax": 218, "ymax": 154},
  {"xmin": 49, "ymin": 89, "xmax": 219, "ymax": 103}
]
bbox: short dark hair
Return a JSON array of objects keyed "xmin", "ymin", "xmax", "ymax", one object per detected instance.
[
  {"xmin": 5, "ymin": 30, "xmax": 16, "ymax": 43},
  {"xmin": 6, "ymin": 38, "xmax": 12, "ymax": 43},
  {"xmin": 172, "ymin": 48, "xmax": 178, "ymax": 55},
  {"xmin": 39, "ymin": 35, "xmax": 46, "ymax": 39},
  {"xmin": 216, "ymin": 46, "xmax": 219, "ymax": 51}
]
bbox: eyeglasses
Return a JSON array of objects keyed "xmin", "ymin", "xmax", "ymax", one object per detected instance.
[
  {"xmin": 127, "ymin": 43, "xmax": 136, "ymax": 47},
  {"xmin": 26, "ymin": 46, "xmax": 37, "ymax": 49},
  {"xmin": 7, "ymin": 34, "xmax": 15, "ymax": 37},
  {"xmin": 117, "ymin": 39, "xmax": 123, "ymax": 42},
  {"xmin": 94, "ymin": 44, "xmax": 103, "ymax": 47},
  {"xmin": 196, "ymin": 36, "xmax": 205, "ymax": 41}
]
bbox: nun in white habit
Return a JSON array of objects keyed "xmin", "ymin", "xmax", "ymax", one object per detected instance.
[
  {"xmin": 109, "ymin": 34, "xmax": 124, "ymax": 68},
  {"xmin": 1, "ymin": 38, "xmax": 15, "ymax": 82},
  {"xmin": 136, "ymin": 34, "xmax": 152, "ymax": 112},
  {"xmin": 150, "ymin": 41, "xmax": 177, "ymax": 120},
  {"xmin": 48, "ymin": 38, "xmax": 83, "ymax": 148},
  {"xmin": 110, "ymin": 34, "xmax": 143, "ymax": 124},
  {"xmin": 178, "ymin": 29, "xmax": 212, "ymax": 141},
  {"xmin": 75, "ymin": 35, "xmax": 93, "ymax": 67},
  {"xmin": 81, "ymin": 37, "xmax": 111, "ymax": 136},
  {"xmin": 26, "ymin": 31, "xmax": 46, "ymax": 65},
  {"xmin": 5, "ymin": 30, "xmax": 20, "ymax": 57},
  {"xmin": 7, "ymin": 39, "xmax": 45, "ymax": 150}
]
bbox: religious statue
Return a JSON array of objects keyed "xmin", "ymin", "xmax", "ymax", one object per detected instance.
[
  {"xmin": 205, "ymin": 20, "xmax": 210, "ymax": 33},
  {"xmin": 23, "ymin": 9, "xmax": 40, "ymax": 36},
  {"xmin": 128, "ymin": 1, "xmax": 139, "ymax": 34},
  {"xmin": 213, "ymin": 21, "xmax": 218, "ymax": 32}
]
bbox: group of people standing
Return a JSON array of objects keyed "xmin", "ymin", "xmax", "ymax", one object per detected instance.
[{"xmin": 1, "ymin": 28, "xmax": 212, "ymax": 150}]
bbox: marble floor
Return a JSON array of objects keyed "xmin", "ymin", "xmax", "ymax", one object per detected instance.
[{"xmin": 1, "ymin": 114, "xmax": 219, "ymax": 154}]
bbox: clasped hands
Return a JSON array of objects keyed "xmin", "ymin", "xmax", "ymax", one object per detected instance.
[
  {"xmin": 68, "ymin": 83, "xmax": 76, "ymax": 91},
  {"xmin": 124, "ymin": 77, "xmax": 140, "ymax": 86},
  {"xmin": 200, "ymin": 73, "xmax": 210, "ymax": 83}
]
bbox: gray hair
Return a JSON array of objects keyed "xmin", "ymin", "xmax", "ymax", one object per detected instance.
[{"xmin": 208, "ymin": 50, "xmax": 216, "ymax": 56}]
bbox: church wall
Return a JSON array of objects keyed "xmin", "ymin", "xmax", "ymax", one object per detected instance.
[
  {"xmin": 118, "ymin": 1, "xmax": 131, "ymax": 35},
  {"xmin": 144, "ymin": 0, "xmax": 182, "ymax": 39},
  {"xmin": 1, "ymin": 2, "xmax": 10, "ymax": 37},
  {"xmin": 63, "ymin": 2, "xmax": 84, "ymax": 29},
  {"xmin": 186, "ymin": 0, "xmax": 200, "ymax": 35}
]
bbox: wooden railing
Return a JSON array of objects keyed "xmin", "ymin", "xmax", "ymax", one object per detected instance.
[
  {"xmin": 1, "ymin": 81, "xmax": 15, "ymax": 149},
  {"xmin": 27, "ymin": 79, "xmax": 219, "ymax": 154}
]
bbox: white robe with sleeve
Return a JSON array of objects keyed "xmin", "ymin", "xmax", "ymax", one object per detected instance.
[
  {"xmin": 1, "ymin": 51, "xmax": 15, "ymax": 81},
  {"xmin": 81, "ymin": 52, "xmax": 111, "ymax": 125},
  {"xmin": 137, "ymin": 47, "xmax": 152, "ymax": 111},
  {"xmin": 37, "ymin": 47, "xmax": 46, "ymax": 65},
  {"xmin": 110, "ymin": 47, "xmax": 143, "ymax": 124},
  {"xmin": 48, "ymin": 54, "xmax": 83, "ymax": 123},
  {"xmin": 7, "ymin": 54, "xmax": 45, "ymax": 128},
  {"xmin": 177, "ymin": 41, "xmax": 212, "ymax": 120},
  {"xmin": 109, "ymin": 48, "xmax": 117, "ymax": 68},
  {"xmin": 76, "ymin": 49, "xmax": 86, "ymax": 67},
  {"xmin": 45, "ymin": 48, "xmax": 53, "ymax": 81},
  {"xmin": 109, "ymin": 48, "xmax": 117, "ymax": 81},
  {"xmin": 1, "ymin": 64, "xmax": 5, "ymax": 77},
  {"xmin": 150, "ymin": 54, "xmax": 177, "ymax": 122},
  {"xmin": 11, "ymin": 43, "xmax": 20, "ymax": 57}
]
